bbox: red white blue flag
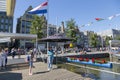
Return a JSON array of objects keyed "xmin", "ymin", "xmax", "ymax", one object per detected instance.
[{"xmin": 28, "ymin": 1, "xmax": 48, "ymax": 14}]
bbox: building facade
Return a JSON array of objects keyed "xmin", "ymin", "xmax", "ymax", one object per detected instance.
[
  {"xmin": 16, "ymin": 6, "xmax": 57, "ymax": 49},
  {"xmin": 97, "ymin": 29, "xmax": 120, "ymax": 39},
  {"xmin": 16, "ymin": 6, "xmax": 33, "ymax": 34},
  {"xmin": 16, "ymin": 6, "xmax": 34, "ymax": 48},
  {"xmin": 0, "ymin": 0, "xmax": 16, "ymax": 33}
]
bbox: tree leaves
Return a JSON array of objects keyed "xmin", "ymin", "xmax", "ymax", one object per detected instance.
[
  {"xmin": 30, "ymin": 15, "xmax": 47, "ymax": 39},
  {"xmin": 65, "ymin": 19, "xmax": 78, "ymax": 43}
]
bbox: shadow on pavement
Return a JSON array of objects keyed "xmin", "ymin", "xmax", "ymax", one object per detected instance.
[
  {"xmin": 0, "ymin": 63, "xmax": 29, "ymax": 72},
  {"xmin": 34, "ymin": 70, "xmax": 49, "ymax": 74},
  {"xmin": 0, "ymin": 72, "xmax": 22, "ymax": 80}
]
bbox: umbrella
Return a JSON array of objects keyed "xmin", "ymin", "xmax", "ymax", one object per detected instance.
[{"xmin": 38, "ymin": 33, "xmax": 73, "ymax": 42}]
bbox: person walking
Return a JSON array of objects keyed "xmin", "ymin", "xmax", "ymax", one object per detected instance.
[
  {"xmin": 47, "ymin": 47, "xmax": 54, "ymax": 71},
  {"xmin": 25, "ymin": 50, "xmax": 34, "ymax": 75},
  {"xmin": 0, "ymin": 48, "xmax": 5, "ymax": 70},
  {"xmin": 3, "ymin": 48, "xmax": 8, "ymax": 68}
]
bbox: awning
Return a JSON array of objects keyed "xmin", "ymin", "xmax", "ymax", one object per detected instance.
[{"xmin": 0, "ymin": 32, "xmax": 37, "ymax": 39}]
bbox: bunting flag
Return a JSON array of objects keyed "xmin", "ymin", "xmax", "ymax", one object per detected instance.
[
  {"xmin": 85, "ymin": 22, "xmax": 93, "ymax": 26},
  {"xmin": 95, "ymin": 18, "xmax": 104, "ymax": 21},
  {"xmin": 78, "ymin": 13, "xmax": 120, "ymax": 29},
  {"xmin": 108, "ymin": 13, "xmax": 120, "ymax": 20},
  {"xmin": 108, "ymin": 15, "xmax": 115, "ymax": 20},
  {"xmin": 28, "ymin": 1, "xmax": 48, "ymax": 14}
]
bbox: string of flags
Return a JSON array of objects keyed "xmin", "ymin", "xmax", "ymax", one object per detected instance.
[{"xmin": 79, "ymin": 13, "xmax": 120, "ymax": 28}]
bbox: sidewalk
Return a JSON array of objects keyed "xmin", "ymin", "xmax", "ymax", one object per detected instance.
[
  {"xmin": 0, "ymin": 61, "xmax": 92, "ymax": 80},
  {"xmin": 0, "ymin": 55, "xmax": 93, "ymax": 80}
]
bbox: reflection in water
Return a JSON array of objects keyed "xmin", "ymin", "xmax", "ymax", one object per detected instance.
[
  {"xmin": 112, "ymin": 64, "xmax": 120, "ymax": 73},
  {"xmin": 79, "ymin": 62, "xmax": 120, "ymax": 80},
  {"xmin": 59, "ymin": 57, "xmax": 120, "ymax": 80}
]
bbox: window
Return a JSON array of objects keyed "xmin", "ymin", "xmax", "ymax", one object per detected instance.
[
  {"xmin": 6, "ymin": 19, "xmax": 8, "ymax": 24},
  {"xmin": 10, "ymin": 19, "xmax": 13, "ymax": 23},
  {"xmin": 26, "ymin": 27, "xmax": 30, "ymax": 32},
  {"xmin": 26, "ymin": 22, "xmax": 31, "ymax": 27},
  {"xmin": 5, "ymin": 25, "xmax": 8, "ymax": 29},
  {"xmin": 1, "ymin": 18, "xmax": 4, "ymax": 23},
  {"xmin": 8, "ymin": 26, "xmax": 11, "ymax": 32},
  {"xmin": 1, "ymin": 25, "xmax": 4, "ymax": 29}
]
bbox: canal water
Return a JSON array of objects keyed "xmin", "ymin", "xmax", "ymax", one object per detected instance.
[
  {"xmin": 82, "ymin": 63, "xmax": 120, "ymax": 80},
  {"xmin": 57, "ymin": 57, "xmax": 120, "ymax": 80}
]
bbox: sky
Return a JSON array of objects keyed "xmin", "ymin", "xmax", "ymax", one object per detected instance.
[{"xmin": 13, "ymin": 0, "xmax": 120, "ymax": 33}]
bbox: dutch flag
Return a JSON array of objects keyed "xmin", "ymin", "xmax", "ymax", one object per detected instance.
[{"xmin": 28, "ymin": 1, "xmax": 48, "ymax": 14}]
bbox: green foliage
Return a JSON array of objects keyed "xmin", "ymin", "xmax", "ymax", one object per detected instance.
[
  {"xmin": 30, "ymin": 15, "xmax": 47, "ymax": 39},
  {"xmin": 65, "ymin": 19, "xmax": 78, "ymax": 42},
  {"xmin": 105, "ymin": 36, "xmax": 112, "ymax": 46},
  {"xmin": 89, "ymin": 33, "xmax": 99, "ymax": 47}
]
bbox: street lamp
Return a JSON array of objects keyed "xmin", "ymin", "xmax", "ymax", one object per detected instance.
[
  {"xmin": 36, "ymin": 27, "xmax": 38, "ymax": 48},
  {"xmin": 101, "ymin": 37, "xmax": 103, "ymax": 50}
]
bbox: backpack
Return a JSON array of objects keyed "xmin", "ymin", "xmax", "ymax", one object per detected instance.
[
  {"xmin": 25, "ymin": 55, "xmax": 30, "ymax": 62},
  {"xmin": 27, "ymin": 55, "xmax": 30, "ymax": 61}
]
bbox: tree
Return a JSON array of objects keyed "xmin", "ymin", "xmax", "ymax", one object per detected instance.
[
  {"xmin": 30, "ymin": 15, "xmax": 47, "ymax": 39},
  {"xmin": 65, "ymin": 19, "xmax": 79, "ymax": 43},
  {"xmin": 105, "ymin": 36, "xmax": 113, "ymax": 46},
  {"xmin": 89, "ymin": 33, "xmax": 99, "ymax": 47}
]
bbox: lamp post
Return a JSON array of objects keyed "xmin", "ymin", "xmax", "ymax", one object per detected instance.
[
  {"xmin": 101, "ymin": 37, "xmax": 103, "ymax": 51},
  {"xmin": 109, "ymin": 40, "xmax": 112, "ymax": 62},
  {"xmin": 36, "ymin": 27, "xmax": 39, "ymax": 59},
  {"xmin": 36, "ymin": 27, "xmax": 38, "ymax": 49}
]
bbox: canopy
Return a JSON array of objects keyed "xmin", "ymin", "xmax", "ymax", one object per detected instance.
[
  {"xmin": 0, "ymin": 32, "xmax": 37, "ymax": 39},
  {"xmin": 38, "ymin": 33, "xmax": 72, "ymax": 42}
]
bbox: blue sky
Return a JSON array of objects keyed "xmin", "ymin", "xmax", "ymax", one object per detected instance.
[{"xmin": 14, "ymin": 0, "xmax": 120, "ymax": 33}]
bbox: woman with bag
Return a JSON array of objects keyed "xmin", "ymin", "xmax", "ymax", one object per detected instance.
[{"xmin": 25, "ymin": 50, "xmax": 34, "ymax": 75}]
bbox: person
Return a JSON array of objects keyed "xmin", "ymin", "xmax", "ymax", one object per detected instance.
[
  {"xmin": 0, "ymin": 48, "xmax": 5, "ymax": 70},
  {"xmin": 17, "ymin": 48, "xmax": 21, "ymax": 59},
  {"xmin": 3, "ymin": 48, "xmax": 8, "ymax": 68},
  {"xmin": 47, "ymin": 47, "xmax": 54, "ymax": 71},
  {"xmin": 33, "ymin": 48, "xmax": 37, "ymax": 61},
  {"xmin": 11, "ymin": 48, "xmax": 16, "ymax": 59},
  {"xmin": 25, "ymin": 50, "xmax": 34, "ymax": 75},
  {"xmin": 0, "ymin": 48, "xmax": 3, "ymax": 70}
]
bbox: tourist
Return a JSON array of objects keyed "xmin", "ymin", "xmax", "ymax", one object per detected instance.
[
  {"xmin": 3, "ymin": 48, "xmax": 8, "ymax": 68},
  {"xmin": 25, "ymin": 49, "xmax": 34, "ymax": 75},
  {"xmin": 0, "ymin": 48, "xmax": 3, "ymax": 70},
  {"xmin": 0, "ymin": 48, "xmax": 5, "ymax": 70},
  {"xmin": 47, "ymin": 47, "xmax": 54, "ymax": 71},
  {"xmin": 17, "ymin": 48, "xmax": 21, "ymax": 59},
  {"xmin": 33, "ymin": 47, "xmax": 37, "ymax": 61},
  {"xmin": 11, "ymin": 48, "xmax": 16, "ymax": 59}
]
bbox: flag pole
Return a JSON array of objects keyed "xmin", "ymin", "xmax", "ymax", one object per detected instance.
[{"xmin": 47, "ymin": 0, "xmax": 49, "ymax": 54}]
